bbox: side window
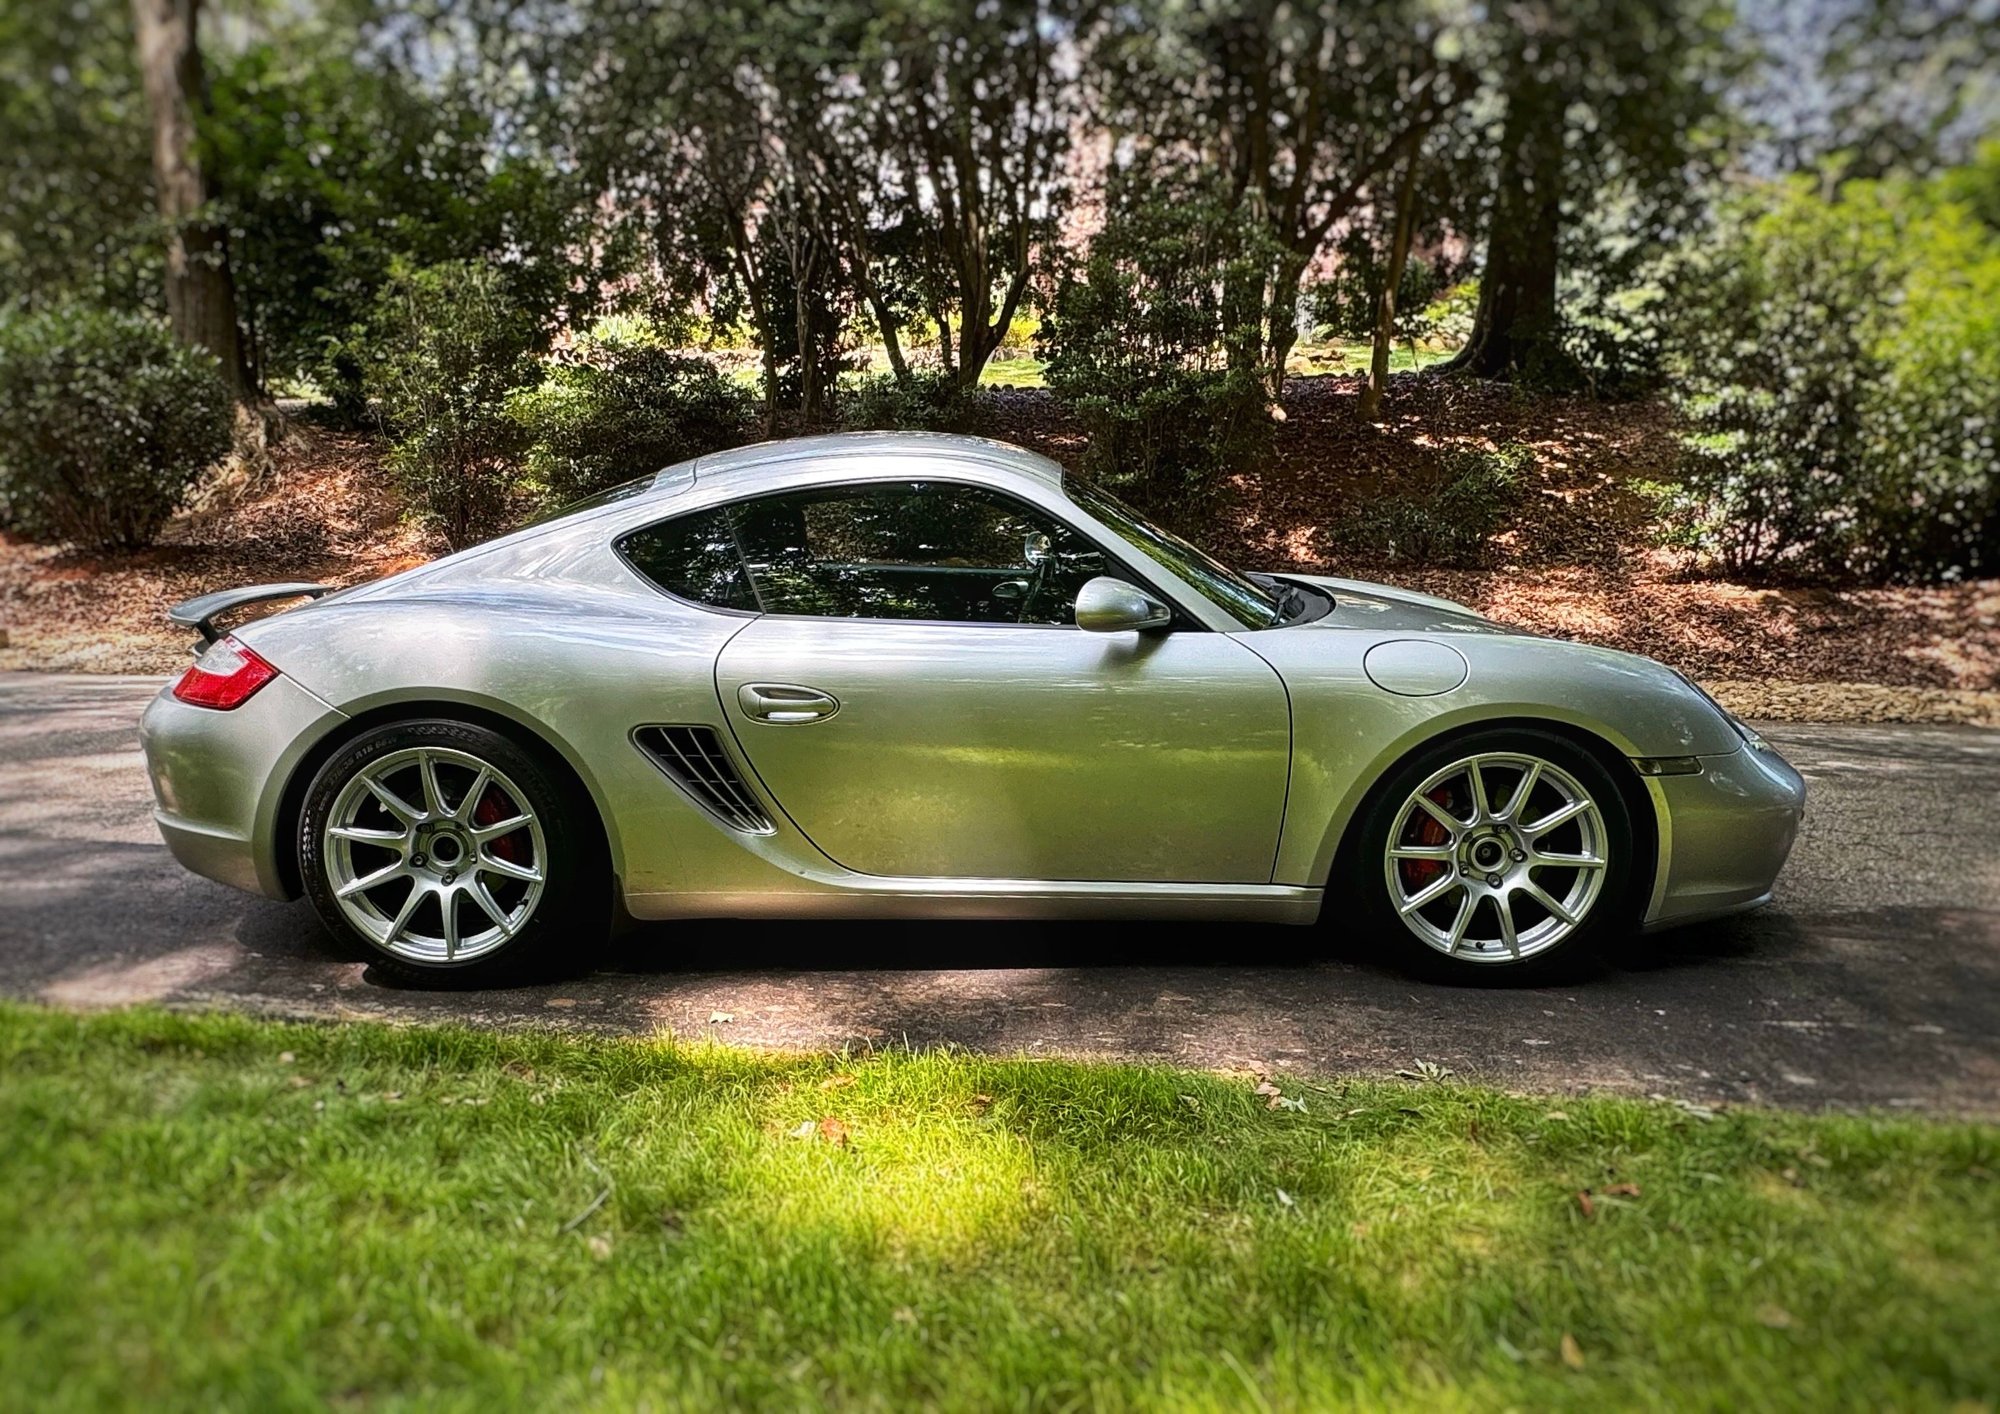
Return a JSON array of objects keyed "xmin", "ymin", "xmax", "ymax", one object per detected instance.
[
  {"xmin": 618, "ymin": 506, "xmax": 760, "ymax": 612},
  {"xmin": 619, "ymin": 481, "xmax": 1112, "ymax": 625}
]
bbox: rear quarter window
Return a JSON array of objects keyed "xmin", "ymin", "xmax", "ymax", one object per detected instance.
[{"xmin": 617, "ymin": 508, "xmax": 758, "ymax": 612}]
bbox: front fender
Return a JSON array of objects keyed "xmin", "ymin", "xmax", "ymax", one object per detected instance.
[{"xmin": 1238, "ymin": 627, "xmax": 1739, "ymax": 888}]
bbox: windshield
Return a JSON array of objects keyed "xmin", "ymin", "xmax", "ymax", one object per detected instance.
[{"xmin": 1066, "ymin": 477, "xmax": 1282, "ymax": 629}]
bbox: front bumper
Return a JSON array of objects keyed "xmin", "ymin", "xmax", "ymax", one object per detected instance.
[
  {"xmin": 139, "ymin": 674, "xmax": 346, "ymax": 899},
  {"xmin": 1642, "ymin": 740, "xmax": 1806, "ymax": 928}
]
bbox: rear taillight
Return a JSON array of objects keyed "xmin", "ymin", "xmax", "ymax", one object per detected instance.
[{"xmin": 172, "ymin": 635, "xmax": 279, "ymax": 710}]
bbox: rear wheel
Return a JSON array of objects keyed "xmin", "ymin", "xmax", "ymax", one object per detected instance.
[
  {"xmin": 1353, "ymin": 728, "xmax": 1638, "ymax": 981},
  {"xmin": 299, "ymin": 719, "xmax": 605, "ymax": 985}
]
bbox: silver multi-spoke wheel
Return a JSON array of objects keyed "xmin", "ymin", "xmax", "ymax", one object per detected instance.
[
  {"xmin": 323, "ymin": 746, "xmax": 547, "ymax": 964},
  {"xmin": 1383, "ymin": 751, "xmax": 1609, "ymax": 964}
]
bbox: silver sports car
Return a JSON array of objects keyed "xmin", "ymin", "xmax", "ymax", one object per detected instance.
[{"xmin": 141, "ymin": 432, "xmax": 1805, "ymax": 982}]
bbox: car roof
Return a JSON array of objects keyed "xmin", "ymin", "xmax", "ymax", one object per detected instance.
[{"xmin": 684, "ymin": 431, "xmax": 1066, "ymax": 495}]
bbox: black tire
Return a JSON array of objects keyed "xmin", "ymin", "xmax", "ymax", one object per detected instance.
[
  {"xmin": 298, "ymin": 718, "xmax": 608, "ymax": 986},
  {"xmin": 1346, "ymin": 726, "xmax": 1640, "ymax": 984}
]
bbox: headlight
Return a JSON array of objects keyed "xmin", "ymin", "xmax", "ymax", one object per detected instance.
[{"xmin": 1672, "ymin": 670, "xmax": 1764, "ymax": 747}]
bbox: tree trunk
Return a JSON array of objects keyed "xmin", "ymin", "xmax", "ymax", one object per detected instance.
[
  {"xmin": 860, "ymin": 280, "xmax": 910, "ymax": 384},
  {"xmin": 846, "ymin": 219, "xmax": 910, "ymax": 383},
  {"xmin": 732, "ymin": 239, "xmax": 780, "ymax": 436},
  {"xmin": 794, "ymin": 245, "xmax": 820, "ymax": 428},
  {"xmin": 1447, "ymin": 70, "xmax": 1567, "ymax": 382},
  {"xmin": 131, "ymin": 0, "xmax": 249, "ymax": 399},
  {"xmin": 1262, "ymin": 252, "xmax": 1310, "ymax": 404},
  {"xmin": 1360, "ymin": 153, "xmax": 1418, "ymax": 422}
]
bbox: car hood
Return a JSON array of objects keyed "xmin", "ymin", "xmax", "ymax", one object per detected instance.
[{"xmin": 1273, "ymin": 574, "xmax": 1522, "ymax": 636}]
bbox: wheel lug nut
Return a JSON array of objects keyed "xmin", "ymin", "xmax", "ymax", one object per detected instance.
[
  {"xmin": 1486, "ymin": 873, "xmax": 1502, "ymax": 887},
  {"xmin": 1510, "ymin": 850, "xmax": 1526, "ymax": 862},
  {"xmin": 442, "ymin": 870, "xmax": 456, "ymax": 884},
  {"xmin": 412, "ymin": 854, "xmax": 426, "ymax": 867}
]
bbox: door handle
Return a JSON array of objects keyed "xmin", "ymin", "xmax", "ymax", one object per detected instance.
[{"xmin": 737, "ymin": 683, "xmax": 840, "ymax": 724}]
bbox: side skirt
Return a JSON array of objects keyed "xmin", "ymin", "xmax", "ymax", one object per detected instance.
[{"xmin": 624, "ymin": 879, "xmax": 1323, "ymax": 925}]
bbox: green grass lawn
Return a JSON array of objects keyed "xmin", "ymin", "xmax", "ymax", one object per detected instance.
[{"xmin": 2, "ymin": 1005, "xmax": 1994, "ymax": 1411}]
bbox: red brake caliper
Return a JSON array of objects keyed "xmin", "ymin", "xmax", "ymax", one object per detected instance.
[
  {"xmin": 1400, "ymin": 788, "xmax": 1455, "ymax": 891},
  {"xmin": 473, "ymin": 787, "xmax": 525, "ymax": 864}
]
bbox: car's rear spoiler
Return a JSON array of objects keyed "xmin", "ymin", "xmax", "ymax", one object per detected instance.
[{"xmin": 167, "ymin": 583, "xmax": 329, "ymax": 646}]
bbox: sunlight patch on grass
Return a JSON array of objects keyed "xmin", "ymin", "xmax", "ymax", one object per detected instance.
[{"xmin": 0, "ymin": 1005, "xmax": 1994, "ymax": 1410}]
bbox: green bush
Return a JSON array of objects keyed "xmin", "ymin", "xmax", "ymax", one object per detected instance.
[
  {"xmin": 0, "ymin": 307, "xmax": 233, "ymax": 550},
  {"xmin": 1327, "ymin": 445, "xmax": 1533, "ymax": 568},
  {"xmin": 364, "ymin": 260, "xmax": 536, "ymax": 549},
  {"xmin": 840, "ymin": 371, "xmax": 992, "ymax": 434},
  {"xmin": 1038, "ymin": 191, "xmax": 1274, "ymax": 506},
  {"xmin": 1310, "ymin": 250, "xmax": 1447, "ymax": 343},
  {"xmin": 1661, "ymin": 168, "xmax": 2000, "ymax": 582},
  {"xmin": 513, "ymin": 327, "xmax": 754, "ymax": 509}
]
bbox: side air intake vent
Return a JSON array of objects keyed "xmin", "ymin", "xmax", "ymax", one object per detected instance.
[{"xmin": 633, "ymin": 726, "xmax": 775, "ymax": 834}]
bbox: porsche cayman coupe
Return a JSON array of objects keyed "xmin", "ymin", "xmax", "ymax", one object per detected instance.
[{"xmin": 141, "ymin": 432, "xmax": 1804, "ymax": 982}]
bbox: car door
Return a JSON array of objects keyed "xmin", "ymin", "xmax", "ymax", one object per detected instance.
[{"xmin": 629, "ymin": 476, "xmax": 1291, "ymax": 883}]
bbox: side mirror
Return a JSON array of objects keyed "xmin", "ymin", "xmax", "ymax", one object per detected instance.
[{"xmin": 1075, "ymin": 576, "xmax": 1172, "ymax": 633}]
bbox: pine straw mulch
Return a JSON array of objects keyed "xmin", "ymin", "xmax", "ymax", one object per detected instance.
[
  {"xmin": 0, "ymin": 426, "xmax": 440, "ymax": 675},
  {"xmin": 2, "ymin": 377, "xmax": 1996, "ymax": 727}
]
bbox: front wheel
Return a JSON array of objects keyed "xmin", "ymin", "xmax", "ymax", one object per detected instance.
[
  {"xmin": 299, "ymin": 719, "xmax": 605, "ymax": 985},
  {"xmin": 1352, "ymin": 728, "xmax": 1639, "ymax": 981}
]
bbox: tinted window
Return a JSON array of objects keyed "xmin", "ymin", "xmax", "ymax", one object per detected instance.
[
  {"xmin": 1066, "ymin": 477, "xmax": 1281, "ymax": 629},
  {"xmin": 619, "ymin": 481, "xmax": 1112, "ymax": 625},
  {"xmin": 618, "ymin": 505, "xmax": 760, "ymax": 611}
]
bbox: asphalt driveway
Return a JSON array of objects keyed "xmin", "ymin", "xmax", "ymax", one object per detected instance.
[{"xmin": 3, "ymin": 671, "xmax": 1996, "ymax": 1115}]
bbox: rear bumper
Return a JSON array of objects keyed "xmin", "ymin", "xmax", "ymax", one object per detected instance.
[
  {"xmin": 140, "ymin": 674, "xmax": 346, "ymax": 900},
  {"xmin": 1642, "ymin": 740, "xmax": 1806, "ymax": 928}
]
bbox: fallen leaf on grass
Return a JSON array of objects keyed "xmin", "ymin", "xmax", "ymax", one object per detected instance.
[
  {"xmin": 969, "ymin": 1093, "xmax": 994, "ymax": 1113},
  {"xmin": 819, "ymin": 1074, "xmax": 856, "ymax": 1091},
  {"xmin": 818, "ymin": 1117, "xmax": 851, "ymax": 1147},
  {"xmin": 1179, "ymin": 1093, "xmax": 1201, "ymax": 1112},
  {"xmin": 1254, "ymin": 1080, "xmax": 1284, "ymax": 1108},
  {"xmin": 1756, "ymin": 1304, "xmax": 1795, "ymax": 1330},
  {"xmin": 544, "ymin": 997, "xmax": 576, "ymax": 1009},
  {"xmin": 1560, "ymin": 1333, "xmax": 1586, "ymax": 1370},
  {"xmin": 786, "ymin": 1120, "xmax": 817, "ymax": 1141},
  {"xmin": 1578, "ymin": 1181, "xmax": 1641, "ymax": 1219},
  {"xmin": 586, "ymin": 1235, "xmax": 613, "ymax": 1262},
  {"xmin": 1650, "ymin": 1093, "xmax": 1719, "ymax": 1121},
  {"xmin": 1275, "ymin": 1187, "xmax": 1296, "ymax": 1208},
  {"xmin": 278, "ymin": 1052, "xmax": 296, "ymax": 1065}
]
